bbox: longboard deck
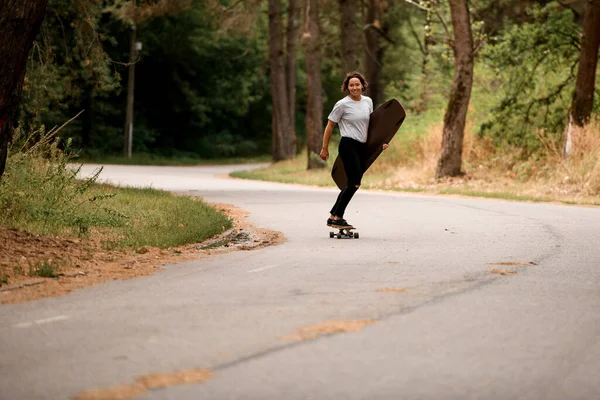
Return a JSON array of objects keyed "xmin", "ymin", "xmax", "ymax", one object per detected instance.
[{"xmin": 331, "ymin": 99, "xmax": 406, "ymax": 190}]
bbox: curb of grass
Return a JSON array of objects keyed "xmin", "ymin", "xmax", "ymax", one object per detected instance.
[{"xmin": 229, "ymin": 171, "xmax": 600, "ymax": 208}]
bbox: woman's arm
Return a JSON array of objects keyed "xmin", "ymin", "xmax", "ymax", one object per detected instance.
[{"xmin": 320, "ymin": 120, "xmax": 337, "ymax": 161}]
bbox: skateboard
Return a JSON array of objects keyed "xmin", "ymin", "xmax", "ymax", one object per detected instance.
[
  {"xmin": 331, "ymin": 99, "xmax": 406, "ymax": 190},
  {"xmin": 329, "ymin": 226, "xmax": 359, "ymax": 239}
]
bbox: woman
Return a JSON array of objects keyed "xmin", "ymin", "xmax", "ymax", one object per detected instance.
[{"xmin": 320, "ymin": 71, "xmax": 387, "ymax": 229}]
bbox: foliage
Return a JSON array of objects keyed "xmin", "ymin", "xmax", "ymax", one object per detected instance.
[
  {"xmin": 478, "ymin": 2, "xmax": 585, "ymax": 150},
  {"xmin": 105, "ymin": 0, "xmax": 193, "ymax": 24},
  {"xmin": 29, "ymin": 260, "xmax": 60, "ymax": 278},
  {"xmin": 11, "ymin": 0, "xmax": 600, "ymax": 162},
  {"xmin": 18, "ymin": 0, "xmax": 271, "ymax": 159},
  {"xmin": 0, "ymin": 121, "xmax": 232, "ymax": 248},
  {"xmin": 132, "ymin": 1, "xmax": 270, "ymax": 157},
  {"xmin": 99, "ymin": 186, "xmax": 232, "ymax": 249},
  {"xmin": 0, "ymin": 122, "xmax": 124, "ymax": 236},
  {"xmin": 20, "ymin": 0, "xmax": 120, "ymax": 141}
]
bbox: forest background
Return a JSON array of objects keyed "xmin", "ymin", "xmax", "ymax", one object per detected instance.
[{"xmin": 4, "ymin": 0, "xmax": 600, "ymax": 198}]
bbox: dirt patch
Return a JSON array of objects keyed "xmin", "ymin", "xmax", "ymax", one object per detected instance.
[
  {"xmin": 488, "ymin": 261, "xmax": 537, "ymax": 266},
  {"xmin": 281, "ymin": 319, "xmax": 378, "ymax": 341},
  {"xmin": 73, "ymin": 369, "xmax": 214, "ymax": 400},
  {"xmin": 135, "ymin": 369, "xmax": 214, "ymax": 389},
  {"xmin": 0, "ymin": 203, "xmax": 284, "ymax": 305},
  {"xmin": 376, "ymin": 287, "xmax": 407, "ymax": 293},
  {"xmin": 489, "ymin": 268, "xmax": 518, "ymax": 276},
  {"xmin": 73, "ymin": 384, "xmax": 147, "ymax": 400}
]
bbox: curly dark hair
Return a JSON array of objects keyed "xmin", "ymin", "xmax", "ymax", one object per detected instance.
[{"xmin": 341, "ymin": 71, "xmax": 368, "ymax": 94}]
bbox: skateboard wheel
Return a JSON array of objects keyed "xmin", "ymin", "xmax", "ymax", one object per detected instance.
[
  {"xmin": 336, "ymin": 233, "xmax": 342, "ymax": 239},
  {"xmin": 353, "ymin": 232, "xmax": 359, "ymax": 239},
  {"xmin": 329, "ymin": 232, "xmax": 334, "ymax": 238}
]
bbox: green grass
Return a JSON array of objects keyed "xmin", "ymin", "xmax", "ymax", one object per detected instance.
[
  {"xmin": 96, "ymin": 185, "xmax": 232, "ymax": 249},
  {"xmin": 0, "ymin": 152, "xmax": 232, "ymax": 250},
  {"xmin": 232, "ymin": 151, "xmax": 600, "ymax": 207},
  {"xmin": 79, "ymin": 153, "xmax": 271, "ymax": 166},
  {"xmin": 28, "ymin": 260, "xmax": 60, "ymax": 278},
  {"xmin": 232, "ymin": 160, "xmax": 334, "ymax": 186},
  {"xmin": 231, "ymin": 146, "xmax": 391, "ymax": 188},
  {"xmin": 436, "ymin": 188, "xmax": 548, "ymax": 202}
]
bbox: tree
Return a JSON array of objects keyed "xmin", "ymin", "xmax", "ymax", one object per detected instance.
[
  {"xmin": 304, "ymin": 0, "xmax": 326, "ymax": 169},
  {"xmin": 130, "ymin": 2, "xmax": 268, "ymax": 158},
  {"xmin": 340, "ymin": 0, "xmax": 361, "ymax": 73},
  {"xmin": 418, "ymin": 0, "xmax": 437, "ymax": 110},
  {"xmin": 403, "ymin": 0, "xmax": 450, "ymax": 112},
  {"xmin": 478, "ymin": 4, "xmax": 582, "ymax": 150},
  {"xmin": 108, "ymin": 0, "xmax": 193, "ymax": 158},
  {"xmin": 565, "ymin": 0, "xmax": 600, "ymax": 155},
  {"xmin": 287, "ymin": 0, "xmax": 300, "ymax": 131},
  {"xmin": 435, "ymin": 0, "xmax": 473, "ymax": 178},
  {"xmin": 0, "ymin": 0, "xmax": 49, "ymax": 179},
  {"xmin": 364, "ymin": 0, "xmax": 392, "ymax": 106},
  {"xmin": 269, "ymin": 0, "xmax": 297, "ymax": 160}
]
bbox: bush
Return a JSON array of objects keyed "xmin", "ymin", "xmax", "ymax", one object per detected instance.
[
  {"xmin": 0, "ymin": 122, "xmax": 125, "ymax": 236},
  {"xmin": 478, "ymin": 3, "xmax": 583, "ymax": 149}
]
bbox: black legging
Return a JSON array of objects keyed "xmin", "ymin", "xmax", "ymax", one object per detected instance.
[{"xmin": 330, "ymin": 137, "xmax": 367, "ymax": 218}]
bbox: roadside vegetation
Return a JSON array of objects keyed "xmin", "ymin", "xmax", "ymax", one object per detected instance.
[
  {"xmin": 0, "ymin": 126, "xmax": 232, "ymax": 286},
  {"xmin": 232, "ymin": 1, "xmax": 600, "ymax": 206},
  {"xmin": 234, "ymin": 111, "xmax": 600, "ymax": 206}
]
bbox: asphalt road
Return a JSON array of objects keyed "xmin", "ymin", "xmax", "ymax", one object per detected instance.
[{"xmin": 1, "ymin": 164, "xmax": 599, "ymax": 400}]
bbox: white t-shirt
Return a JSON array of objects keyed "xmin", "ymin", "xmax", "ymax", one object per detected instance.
[{"xmin": 327, "ymin": 95, "xmax": 373, "ymax": 143}]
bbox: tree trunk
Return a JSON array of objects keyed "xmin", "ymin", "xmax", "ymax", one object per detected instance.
[
  {"xmin": 304, "ymin": 0, "xmax": 326, "ymax": 170},
  {"xmin": 339, "ymin": 0, "xmax": 361, "ymax": 73},
  {"xmin": 0, "ymin": 0, "xmax": 48, "ymax": 178},
  {"xmin": 269, "ymin": 0, "xmax": 296, "ymax": 160},
  {"xmin": 364, "ymin": 0, "xmax": 387, "ymax": 106},
  {"xmin": 565, "ymin": 0, "xmax": 600, "ymax": 155},
  {"xmin": 571, "ymin": 0, "xmax": 600, "ymax": 126},
  {"xmin": 286, "ymin": 0, "xmax": 299, "ymax": 131},
  {"xmin": 435, "ymin": 0, "xmax": 473, "ymax": 178}
]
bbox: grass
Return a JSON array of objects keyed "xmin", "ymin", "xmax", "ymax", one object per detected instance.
[
  {"xmin": 0, "ymin": 126, "xmax": 233, "ymax": 251},
  {"xmin": 232, "ymin": 115, "xmax": 600, "ymax": 207},
  {"xmin": 28, "ymin": 260, "xmax": 60, "ymax": 278},
  {"xmin": 90, "ymin": 185, "xmax": 232, "ymax": 249}
]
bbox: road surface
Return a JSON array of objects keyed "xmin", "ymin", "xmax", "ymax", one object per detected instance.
[{"xmin": 1, "ymin": 164, "xmax": 599, "ymax": 400}]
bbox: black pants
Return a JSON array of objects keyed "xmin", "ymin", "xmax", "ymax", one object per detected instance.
[{"xmin": 330, "ymin": 137, "xmax": 367, "ymax": 218}]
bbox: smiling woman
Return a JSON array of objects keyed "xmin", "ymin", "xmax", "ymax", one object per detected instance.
[{"xmin": 319, "ymin": 71, "xmax": 383, "ymax": 229}]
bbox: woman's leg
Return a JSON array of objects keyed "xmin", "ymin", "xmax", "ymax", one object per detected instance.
[{"xmin": 330, "ymin": 138, "xmax": 364, "ymax": 219}]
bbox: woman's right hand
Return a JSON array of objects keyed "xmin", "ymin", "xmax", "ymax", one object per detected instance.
[{"xmin": 320, "ymin": 148, "xmax": 329, "ymax": 161}]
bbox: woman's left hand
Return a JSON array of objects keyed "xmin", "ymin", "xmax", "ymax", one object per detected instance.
[{"xmin": 382, "ymin": 144, "xmax": 389, "ymax": 151}]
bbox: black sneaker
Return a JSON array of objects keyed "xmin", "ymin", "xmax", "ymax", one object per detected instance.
[
  {"xmin": 327, "ymin": 218, "xmax": 336, "ymax": 226},
  {"xmin": 330, "ymin": 218, "xmax": 353, "ymax": 228}
]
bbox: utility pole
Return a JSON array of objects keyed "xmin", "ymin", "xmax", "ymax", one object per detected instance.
[{"xmin": 124, "ymin": 23, "xmax": 140, "ymax": 159}]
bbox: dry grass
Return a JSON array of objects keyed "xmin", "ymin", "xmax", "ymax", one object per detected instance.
[
  {"xmin": 379, "ymin": 118, "xmax": 600, "ymax": 204},
  {"xmin": 234, "ymin": 117, "xmax": 600, "ymax": 205},
  {"xmin": 538, "ymin": 122, "xmax": 600, "ymax": 196}
]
